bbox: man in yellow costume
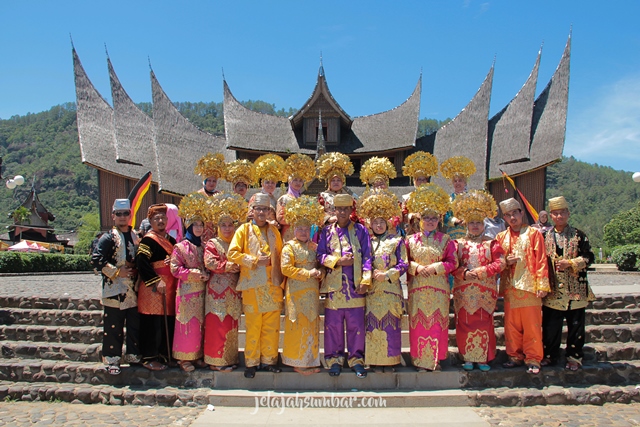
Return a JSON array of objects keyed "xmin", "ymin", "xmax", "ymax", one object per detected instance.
[
  {"xmin": 495, "ymin": 198, "xmax": 550, "ymax": 374},
  {"xmin": 227, "ymin": 193, "xmax": 284, "ymax": 378}
]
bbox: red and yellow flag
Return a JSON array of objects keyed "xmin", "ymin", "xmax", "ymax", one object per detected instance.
[
  {"xmin": 127, "ymin": 171, "xmax": 152, "ymax": 227},
  {"xmin": 501, "ymin": 171, "xmax": 539, "ymax": 223}
]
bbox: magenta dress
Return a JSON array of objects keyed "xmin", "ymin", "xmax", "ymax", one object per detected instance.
[
  {"xmin": 169, "ymin": 240, "xmax": 206, "ymax": 361},
  {"xmin": 406, "ymin": 231, "xmax": 457, "ymax": 370}
]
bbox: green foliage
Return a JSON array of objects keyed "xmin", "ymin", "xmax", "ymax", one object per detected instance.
[
  {"xmin": 75, "ymin": 212, "xmax": 101, "ymax": 255},
  {"xmin": 603, "ymin": 202, "xmax": 640, "ymax": 247},
  {"xmin": 0, "ymin": 252, "xmax": 92, "ymax": 273},
  {"xmin": 11, "ymin": 206, "xmax": 30, "ymax": 224},
  {"xmin": 417, "ymin": 118, "xmax": 451, "ymax": 138},
  {"xmin": 546, "ymin": 156, "xmax": 640, "ymax": 250},
  {"xmin": 610, "ymin": 245, "xmax": 640, "ymax": 271}
]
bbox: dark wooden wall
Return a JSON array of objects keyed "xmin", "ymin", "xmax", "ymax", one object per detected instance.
[
  {"xmin": 487, "ymin": 167, "xmax": 546, "ymax": 224},
  {"xmin": 98, "ymin": 170, "xmax": 182, "ymax": 231}
]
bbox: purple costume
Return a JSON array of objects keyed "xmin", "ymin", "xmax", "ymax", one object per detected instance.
[{"xmin": 317, "ymin": 221, "xmax": 372, "ymax": 367}]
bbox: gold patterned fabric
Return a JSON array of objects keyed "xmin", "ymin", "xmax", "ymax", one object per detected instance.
[
  {"xmin": 204, "ymin": 238, "xmax": 242, "ymax": 321},
  {"xmin": 543, "ymin": 225, "xmax": 595, "ymax": 311},
  {"xmin": 496, "ymin": 226, "xmax": 550, "ymax": 304}
]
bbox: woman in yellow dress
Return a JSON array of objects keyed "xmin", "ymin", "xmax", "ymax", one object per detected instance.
[{"xmin": 280, "ymin": 195, "xmax": 325, "ymax": 375}]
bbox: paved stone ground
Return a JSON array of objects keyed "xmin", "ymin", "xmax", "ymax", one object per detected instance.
[
  {"xmin": 0, "ymin": 272, "xmax": 637, "ymax": 300},
  {"xmin": 475, "ymin": 402, "xmax": 640, "ymax": 426},
  {"xmin": 0, "ymin": 401, "xmax": 640, "ymax": 426}
]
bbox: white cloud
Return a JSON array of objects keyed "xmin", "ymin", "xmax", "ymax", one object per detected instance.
[{"xmin": 566, "ymin": 75, "xmax": 640, "ymax": 171}]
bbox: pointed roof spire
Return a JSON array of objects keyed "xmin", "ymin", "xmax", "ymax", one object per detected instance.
[
  {"xmin": 319, "ymin": 51, "xmax": 325, "ymax": 77},
  {"xmin": 315, "ymin": 109, "xmax": 326, "ymax": 161}
]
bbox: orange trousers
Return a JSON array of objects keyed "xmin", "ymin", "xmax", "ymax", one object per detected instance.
[{"xmin": 503, "ymin": 303, "xmax": 543, "ymax": 366}]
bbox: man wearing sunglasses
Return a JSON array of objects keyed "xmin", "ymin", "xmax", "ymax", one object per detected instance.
[{"xmin": 91, "ymin": 199, "xmax": 141, "ymax": 376}]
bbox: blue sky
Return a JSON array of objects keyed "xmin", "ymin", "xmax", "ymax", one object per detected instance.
[{"xmin": 1, "ymin": 0, "xmax": 639, "ymax": 172}]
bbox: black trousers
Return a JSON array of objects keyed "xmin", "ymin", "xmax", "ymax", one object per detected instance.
[
  {"xmin": 102, "ymin": 306, "xmax": 140, "ymax": 362},
  {"xmin": 139, "ymin": 313, "xmax": 175, "ymax": 362},
  {"xmin": 542, "ymin": 305, "xmax": 586, "ymax": 362}
]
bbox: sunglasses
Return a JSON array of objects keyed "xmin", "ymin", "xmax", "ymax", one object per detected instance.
[{"xmin": 114, "ymin": 211, "xmax": 131, "ymax": 217}]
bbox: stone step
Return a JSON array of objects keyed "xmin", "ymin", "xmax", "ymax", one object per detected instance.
[
  {"xmin": 1, "ymin": 308, "xmax": 638, "ymax": 332},
  {"xmin": 0, "ymin": 341, "xmax": 102, "ymax": 362},
  {"xmin": 1, "ymin": 294, "xmax": 639, "ymax": 313},
  {"xmin": 0, "ymin": 323, "xmax": 638, "ymax": 351},
  {"xmin": 0, "ymin": 380, "xmax": 638, "ymax": 408},
  {"xmin": 0, "ymin": 358, "xmax": 638, "ymax": 391},
  {"xmin": 0, "ymin": 325, "xmax": 100, "ymax": 344},
  {"xmin": 0, "ymin": 308, "xmax": 103, "ymax": 327}
]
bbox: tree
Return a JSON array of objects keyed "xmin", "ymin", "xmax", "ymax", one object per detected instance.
[
  {"xmin": 75, "ymin": 212, "xmax": 101, "ymax": 255},
  {"xmin": 603, "ymin": 202, "xmax": 640, "ymax": 247}
]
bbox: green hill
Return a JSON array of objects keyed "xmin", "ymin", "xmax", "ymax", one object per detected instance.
[{"xmin": 1, "ymin": 103, "xmax": 637, "ymax": 252}]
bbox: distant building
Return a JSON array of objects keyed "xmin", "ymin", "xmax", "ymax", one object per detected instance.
[
  {"xmin": 73, "ymin": 35, "xmax": 571, "ymax": 230},
  {"xmin": 8, "ymin": 186, "xmax": 59, "ymax": 243}
]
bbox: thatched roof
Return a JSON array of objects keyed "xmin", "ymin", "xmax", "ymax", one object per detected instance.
[
  {"xmin": 499, "ymin": 34, "xmax": 571, "ymax": 177},
  {"xmin": 487, "ymin": 50, "xmax": 540, "ymax": 180},
  {"xmin": 430, "ymin": 65, "xmax": 494, "ymax": 191},
  {"xmin": 290, "ymin": 64, "xmax": 352, "ymax": 129},
  {"xmin": 73, "ymin": 47, "xmax": 146, "ymax": 180},
  {"xmin": 340, "ymin": 77, "xmax": 421, "ymax": 154},
  {"xmin": 108, "ymin": 56, "xmax": 159, "ymax": 176},
  {"xmin": 152, "ymin": 70, "xmax": 234, "ymax": 195},
  {"xmin": 223, "ymin": 80, "xmax": 306, "ymax": 154}
]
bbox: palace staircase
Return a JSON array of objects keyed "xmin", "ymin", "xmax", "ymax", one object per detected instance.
[{"xmin": 0, "ymin": 282, "xmax": 638, "ymax": 407}]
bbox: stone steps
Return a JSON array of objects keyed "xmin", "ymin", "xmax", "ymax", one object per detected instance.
[
  {"xmin": 0, "ymin": 341, "xmax": 102, "ymax": 362},
  {"xmin": 3, "ymin": 307, "xmax": 639, "ymax": 331},
  {"xmin": 0, "ymin": 358, "xmax": 638, "ymax": 391},
  {"xmin": 0, "ymin": 325, "xmax": 100, "ymax": 344}
]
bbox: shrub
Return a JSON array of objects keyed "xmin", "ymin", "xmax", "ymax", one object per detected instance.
[
  {"xmin": 0, "ymin": 252, "xmax": 92, "ymax": 273},
  {"xmin": 610, "ymin": 245, "xmax": 640, "ymax": 271}
]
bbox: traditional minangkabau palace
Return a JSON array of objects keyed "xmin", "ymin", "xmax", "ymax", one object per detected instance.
[{"xmin": 73, "ymin": 36, "xmax": 570, "ymax": 231}]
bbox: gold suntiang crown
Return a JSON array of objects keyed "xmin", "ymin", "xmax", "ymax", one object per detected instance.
[
  {"xmin": 285, "ymin": 154, "xmax": 316, "ymax": 184},
  {"xmin": 360, "ymin": 156, "xmax": 397, "ymax": 186},
  {"xmin": 440, "ymin": 156, "xmax": 476, "ymax": 180},
  {"xmin": 452, "ymin": 190, "xmax": 497, "ymax": 223},
  {"xmin": 225, "ymin": 159, "xmax": 256, "ymax": 187},
  {"xmin": 254, "ymin": 154, "xmax": 287, "ymax": 183},
  {"xmin": 357, "ymin": 188, "xmax": 401, "ymax": 221},
  {"xmin": 316, "ymin": 152, "xmax": 354, "ymax": 183},
  {"xmin": 283, "ymin": 195, "xmax": 325, "ymax": 227},
  {"xmin": 206, "ymin": 191, "xmax": 248, "ymax": 224},
  {"xmin": 403, "ymin": 151, "xmax": 438, "ymax": 180},
  {"xmin": 194, "ymin": 152, "xmax": 227, "ymax": 180},
  {"xmin": 178, "ymin": 192, "xmax": 209, "ymax": 227},
  {"xmin": 406, "ymin": 183, "xmax": 451, "ymax": 216}
]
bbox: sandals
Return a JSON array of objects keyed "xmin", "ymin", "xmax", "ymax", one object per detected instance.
[
  {"xmin": 526, "ymin": 364, "xmax": 541, "ymax": 375},
  {"xmin": 210, "ymin": 365, "xmax": 236, "ymax": 372},
  {"xmin": 462, "ymin": 362, "xmax": 474, "ymax": 371},
  {"xmin": 352, "ymin": 363, "xmax": 367, "ymax": 378},
  {"xmin": 178, "ymin": 361, "xmax": 195, "ymax": 372},
  {"xmin": 540, "ymin": 358, "xmax": 554, "ymax": 367},
  {"xmin": 106, "ymin": 365, "xmax": 121, "ymax": 376},
  {"xmin": 244, "ymin": 366, "xmax": 257, "ymax": 378},
  {"xmin": 502, "ymin": 360, "xmax": 524, "ymax": 369},
  {"xmin": 261, "ymin": 364, "xmax": 282, "ymax": 373},
  {"xmin": 328, "ymin": 363, "xmax": 342, "ymax": 377},
  {"xmin": 478, "ymin": 363, "xmax": 491, "ymax": 372},
  {"xmin": 194, "ymin": 359, "xmax": 208, "ymax": 369},
  {"xmin": 142, "ymin": 361, "xmax": 167, "ymax": 371},
  {"xmin": 565, "ymin": 361, "xmax": 581, "ymax": 371}
]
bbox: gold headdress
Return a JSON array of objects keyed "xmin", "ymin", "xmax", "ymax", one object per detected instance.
[
  {"xmin": 360, "ymin": 157, "xmax": 397, "ymax": 187},
  {"xmin": 357, "ymin": 188, "xmax": 401, "ymax": 221},
  {"xmin": 206, "ymin": 191, "xmax": 248, "ymax": 225},
  {"xmin": 548, "ymin": 196, "xmax": 569, "ymax": 212},
  {"xmin": 406, "ymin": 183, "xmax": 451, "ymax": 216},
  {"xmin": 254, "ymin": 154, "xmax": 287, "ymax": 184},
  {"xmin": 283, "ymin": 195, "xmax": 325, "ymax": 227},
  {"xmin": 316, "ymin": 152, "xmax": 354, "ymax": 184},
  {"xmin": 402, "ymin": 151, "xmax": 438, "ymax": 182},
  {"xmin": 194, "ymin": 153, "xmax": 227, "ymax": 180},
  {"xmin": 439, "ymin": 156, "xmax": 476, "ymax": 180},
  {"xmin": 178, "ymin": 192, "xmax": 209, "ymax": 227},
  {"xmin": 226, "ymin": 159, "xmax": 256, "ymax": 187},
  {"xmin": 452, "ymin": 190, "xmax": 497, "ymax": 223},
  {"xmin": 285, "ymin": 154, "xmax": 316, "ymax": 184}
]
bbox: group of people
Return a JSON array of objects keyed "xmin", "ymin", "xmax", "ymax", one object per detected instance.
[{"xmin": 92, "ymin": 150, "xmax": 595, "ymax": 379}]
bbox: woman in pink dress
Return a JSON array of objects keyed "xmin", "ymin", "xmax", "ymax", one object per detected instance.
[
  {"xmin": 170, "ymin": 193, "xmax": 210, "ymax": 371},
  {"xmin": 405, "ymin": 184, "xmax": 457, "ymax": 371}
]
